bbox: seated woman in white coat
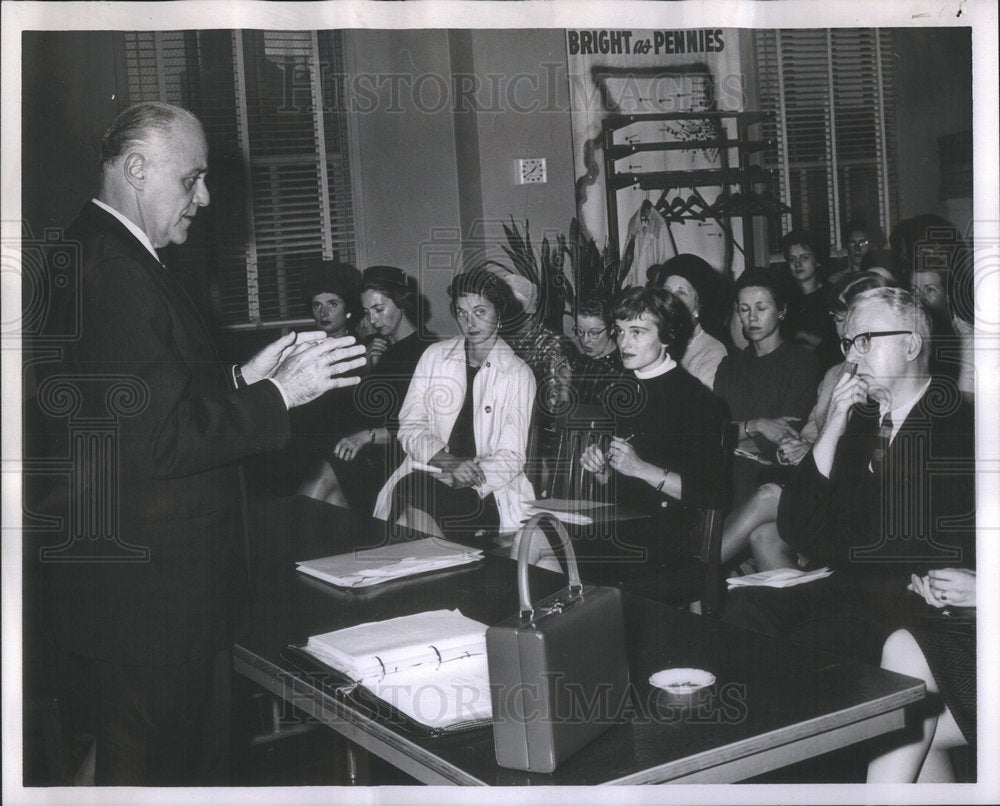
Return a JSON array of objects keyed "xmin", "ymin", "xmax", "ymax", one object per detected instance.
[{"xmin": 374, "ymin": 266, "xmax": 536, "ymax": 542}]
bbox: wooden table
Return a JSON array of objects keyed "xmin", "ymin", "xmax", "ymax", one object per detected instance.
[{"xmin": 234, "ymin": 495, "xmax": 924, "ymax": 785}]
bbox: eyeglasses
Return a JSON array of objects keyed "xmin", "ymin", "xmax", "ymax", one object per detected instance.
[
  {"xmin": 573, "ymin": 327, "xmax": 608, "ymax": 341},
  {"xmin": 839, "ymin": 330, "xmax": 912, "ymax": 356},
  {"xmin": 848, "ymin": 238, "xmax": 870, "ymax": 249}
]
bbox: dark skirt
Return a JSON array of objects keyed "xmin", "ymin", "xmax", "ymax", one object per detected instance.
[
  {"xmin": 390, "ymin": 469, "xmax": 500, "ymax": 542},
  {"xmin": 911, "ymin": 617, "xmax": 976, "ymax": 746},
  {"xmin": 329, "ymin": 441, "xmax": 400, "ymax": 517}
]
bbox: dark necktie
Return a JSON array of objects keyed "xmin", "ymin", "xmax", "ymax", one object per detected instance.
[{"xmin": 870, "ymin": 412, "xmax": 893, "ymax": 473}]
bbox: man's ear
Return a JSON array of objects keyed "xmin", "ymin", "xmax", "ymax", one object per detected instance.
[
  {"xmin": 123, "ymin": 152, "xmax": 146, "ymax": 190},
  {"xmin": 906, "ymin": 331, "xmax": 923, "ymax": 361}
]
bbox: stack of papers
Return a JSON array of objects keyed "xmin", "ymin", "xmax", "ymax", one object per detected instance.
[
  {"xmin": 524, "ymin": 498, "xmax": 607, "ymax": 525},
  {"xmin": 727, "ymin": 566, "xmax": 833, "ymax": 589},
  {"xmin": 303, "ymin": 609, "xmax": 492, "ymax": 729},
  {"xmin": 296, "ymin": 537, "xmax": 483, "ymax": 589}
]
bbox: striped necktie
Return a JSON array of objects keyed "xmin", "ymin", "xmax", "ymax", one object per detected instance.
[{"xmin": 870, "ymin": 412, "xmax": 893, "ymax": 473}]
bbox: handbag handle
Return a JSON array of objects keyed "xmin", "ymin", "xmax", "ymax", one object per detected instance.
[{"xmin": 516, "ymin": 513, "xmax": 583, "ymax": 618}]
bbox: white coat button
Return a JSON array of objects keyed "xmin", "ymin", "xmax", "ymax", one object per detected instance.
[{"xmin": 485, "ymin": 405, "xmax": 492, "ymax": 413}]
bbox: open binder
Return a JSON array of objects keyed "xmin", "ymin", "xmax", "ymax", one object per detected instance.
[{"xmin": 300, "ymin": 609, "xmax": 493, "ymax": 732}]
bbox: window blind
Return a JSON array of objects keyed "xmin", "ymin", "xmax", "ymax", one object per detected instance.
[
  {"xmin": 755, "ymin": 28, "xmax": 899, "ymax": 259},
  {"xmin": 123, "ymin": 30, "xmax": 357, "ymax": 329}
]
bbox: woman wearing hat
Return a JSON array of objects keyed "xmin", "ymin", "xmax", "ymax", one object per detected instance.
[
  {"xmin": 646, "ymin": 254, "xmax": 730, "ymax": 390},
  {"xmin": 306, "ymin": 260, "xmax": 362, "ymax": 339},
  {"xmin": 356, "ymin": 265, "xmax": 422, "ymax": 367},
  {"xmin": 322, "ymin": 266, "xmax": 433, "ymax": 514},
  {"xmin": 373, "ymin": 266, "xmax": 536, "ymax": 541},
  {"xmin": 274, "ymin": 260, "xmax": 363, "ymax": 495}
]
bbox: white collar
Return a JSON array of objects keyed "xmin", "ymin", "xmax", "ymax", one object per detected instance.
[
  {"xmin": 92, "ymin": 198, "xmax": 160, "ymax": 262},
  {"xmin": 633, "ymin": 354, "xmax": 677, "ymax": 379},
  {"xmin": 443, "ymin": 335, "xmax": 513, "ymax": 369}
]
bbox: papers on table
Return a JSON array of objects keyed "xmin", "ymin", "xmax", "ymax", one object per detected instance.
[
  {"xmin": 727, "ymin": 566, "xmax": 833, "ymax": 589},
  {"xmin": 303, "ymin": 609, "xmax": 492, "ymax": 729},
  {"xmin": 296, "ymin": 537, "xmax": 483, "ymax": 589},
  {"xmin": 524, "ymin": 498, "xmax": 608, "ymax": 525}
]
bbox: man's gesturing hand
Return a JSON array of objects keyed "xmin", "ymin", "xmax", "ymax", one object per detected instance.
[
  {"xmin": 241, "ymin": 330, "xmax": 329, "ymax": 385},
  {"xmin": 271, "ymin": 335, "xmax": 367, "ymax": 408}
]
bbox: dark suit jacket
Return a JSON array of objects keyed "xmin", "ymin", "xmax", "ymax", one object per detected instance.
[
  {"xmin": 777, "ymin": 378, "xmax": 976, "ymax": 616},
  {"xmin": 39, "ymin": 201, "xmax": 291, "ymax": 665}
]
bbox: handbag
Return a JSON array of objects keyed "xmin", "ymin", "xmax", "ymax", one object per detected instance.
[{"xmin": 486, "ymin": 513, "xmax": 630, "ymax": 773}]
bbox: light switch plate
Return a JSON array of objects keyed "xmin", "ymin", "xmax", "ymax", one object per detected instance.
[{"xmin": 516, "ymin": 157, "xmax": 547, "ymax": 184}]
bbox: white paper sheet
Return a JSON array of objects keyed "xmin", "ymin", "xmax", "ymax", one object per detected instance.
[
  {"xmin": 296, "ymin": 537, "xmax": 483, "ymax": 588},
  {"xmin": 727, "ymin": 566, "xmax": 833, "ymax": 589}
]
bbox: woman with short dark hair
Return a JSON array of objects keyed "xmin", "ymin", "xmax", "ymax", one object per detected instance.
[
  {"xmin": 579, "ymin": 286, "xmax": 728, "ymax": 548},
  {"xmin": 843, "ymin": 216, "xmax": 886, "ymax": 275},
  {"xmin": 719, "ymin": 270, "xmax": 897, "ymax": 571},
  {"xmin": 373, "ymin": 266, "xmax": 535, "ymax": 540},
  {"xmin": 781, "ymin": 229, "xmax": 833, "ymax": 356},
  {"xmin": 714, "ymin": 267, "xmax": 822, "ymax": 510},
  {"xmin": 270, "ymin": 260, "xmax": 363, "ymax": 496},
  {"xmin": 322, "ymin": 265, "xmax": 434, "ymax": 514},
  {"xmin": 357, "ymin": 264, "xmax": 422, "ymax": 368},
  {"xmin": 303, "ymin": 260, "xmax": 362, "ymax": 338},
  {"xmin": 569, "ymin": 293, "xmax": 624, "ymax": 407}
]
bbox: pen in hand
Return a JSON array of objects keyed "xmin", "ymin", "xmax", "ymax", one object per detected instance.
[{"xmin": 604, "ymin": 433, "xmax": 635, "ymax": 473}]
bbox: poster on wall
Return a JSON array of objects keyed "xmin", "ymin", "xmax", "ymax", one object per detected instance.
[{"xmin": 566, "ymin": 28, "xmax": 754, "ymax": 285}]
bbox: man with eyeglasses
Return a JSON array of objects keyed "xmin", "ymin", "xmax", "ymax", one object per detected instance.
[
  {"xmin": 844, "ymin": 218, "xmax": 884, "ymax": 274},
  {"xmin": 723, "ymin": 287, "xmax": 975, "ymax": 666}
]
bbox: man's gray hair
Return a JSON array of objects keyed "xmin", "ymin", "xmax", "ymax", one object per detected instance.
[
  {"xmin": 849, "ymin": 286, "xmax": 932, "ymax": 343},
  {"xmin": 99, "ymin": 102, "xmax": 201, "ymax": 167}
]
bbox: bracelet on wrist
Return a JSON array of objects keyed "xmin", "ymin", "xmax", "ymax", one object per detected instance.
[{"xmin": 655, "ymin": 468, "xmax": 669, "ymax": 493}]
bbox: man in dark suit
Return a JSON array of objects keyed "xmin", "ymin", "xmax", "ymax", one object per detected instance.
[
  {"xmin": 35, "ymin": 102, "xmax": 366, "ymax": 784},
  {"xmin": 723, "ymin": 287, "xmax": 975, "ymax": 663}
]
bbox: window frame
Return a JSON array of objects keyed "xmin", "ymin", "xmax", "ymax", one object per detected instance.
[
  {"xmin": 754, "ymin": 27, "xmax": 899, "ymax": 262},
  {"xmin": 121, "ymin": 29, "xmax": 362, "ymax": 331}
]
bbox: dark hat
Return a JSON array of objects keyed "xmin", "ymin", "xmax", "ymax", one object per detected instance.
[
  {"xmin": 362, "ymin": 265, "xmax": 412, "ymax": 290},
  {"xmin": 303, "ymin": 260, "xmax": 362, "ymax": 313},
  {"xmin": 646, "ymin": 254, "xmax": 717, "ymax": 307},
  {"xmin": 647, "ymin": 254, "xmax": 733, "ymax": 339}
]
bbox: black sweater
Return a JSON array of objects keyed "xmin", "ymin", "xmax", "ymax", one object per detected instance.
[{"xmin": 610, "ymin": 365, "xmax": 728, "ymax": 538}]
